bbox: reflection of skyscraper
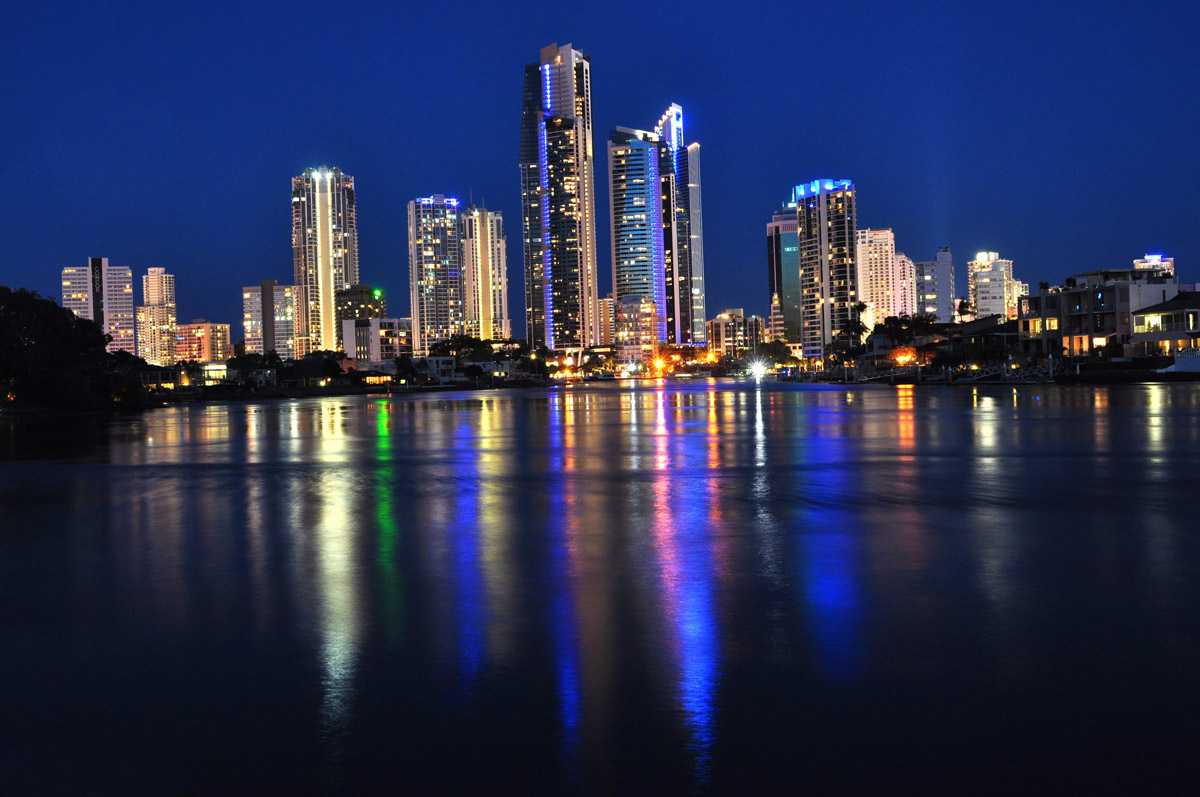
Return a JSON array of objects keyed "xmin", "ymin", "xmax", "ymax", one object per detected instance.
[
  {"xmin": 461, "ymin": 206, "xmax": 510, "ymax": 340},
  {"xmin": 243, "ymin": 280, "xmax": 298, "ymax": 359},
  {"xmin": 61, "ymin": 257, "xmax": 135, "ymax": 354},
  {"xmin": 136, "ymin": 267, "xmax": 176, "ymax": 365},
  {"xmin": 408, "ymin": 195, "xmax": 463, "ymax": 356},
  {"xmin": 520, "ymin": 42, "xmax": 599, "ymax": 349},
  {"xmin": 293, "ymin": 167, "xmax": 359, "ymax": 355},
  {"xmin": 770, "ymin": 181, "xmax": 857, "ymax": 358}
]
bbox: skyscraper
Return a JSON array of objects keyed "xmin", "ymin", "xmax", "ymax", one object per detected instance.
[
  {"xmin": 461, "ymin": 206, "xmax": 510, "ymax": 340},
  {"xmin": 292, "ymin": 167, "xmax": 358, "ymax": 355},
  {"xmin": 519, "ymin": 42, "xmax": 599, "ymax": 350},
  {"xmin": 915, "ymin": 247, "xmax": 956, "ymax": 321},
  {"xmin": 408, "ymin": 195, "xmax": 463, "ymax": 356},
  {"xmin": 769, "ymin": 181, "xmax": 857, "ymax": 358},
  {"xmin": 653, "ymin": 104, "xmax": 705, "ymax": 345},
  {"xmin": 61, "ymin": 257, "xmax": 134, "ymax": 354},
  {"xmin": 608, "ymin": 126, "xmax": 667, "ymax": 344},
  {"xmin": 335, "ymin": 284, "xmax": 388, "ymax": 350},
  {"xmin": 136, "ymin": 267, "xmax": 176, "ymax": 366},
  {"xmin": 243, "ymin": 280, "xmax": 298, "ymax": 359}
]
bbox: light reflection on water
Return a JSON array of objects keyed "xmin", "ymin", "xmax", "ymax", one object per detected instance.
[{"xmin": 5, "ymin": 382, "xmax": 1200, "ymax": 792}]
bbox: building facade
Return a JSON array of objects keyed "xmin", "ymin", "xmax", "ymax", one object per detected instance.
[
  {"xmin": 342, "ymin": 317, "xmax": 412, "ymax": 363},
  {"xmin": 408, "ymin": 195, "xmax": 463, "ymax": 356},
  {"xmin": 615, "ymin": 293, "xmax": 660, "ymax": 367},
  {"xmin": 461, "ymin": 206, "xmax": 510, "ymax": 341},
  {"xmin": 136, "ymin": 267, "xmax": 176, "ymax": 366},
  {"xmin": 293, "ymin": 167, "xmax": 359, "ymax": 356},
  {"xmin": 61, "ymin": 257, "xmax": 135, "ymax": 354},
  {"xmin": 767, "ymin": 208, "xmax": 802, "ymax": 343},
  {"xmin": 176, "ymin": 321, "xmax": 231, "ymax": 363},
  {"xmin": 519, "ymin": 42, "xmax": 599, "ymax": 349},
  {"xmin": 915, "ymin": 247, "xmax": 956, "ymax": 321},
  {"xmin": 243, "ymin": 280, "xmax": 297, "ymax": 359}
]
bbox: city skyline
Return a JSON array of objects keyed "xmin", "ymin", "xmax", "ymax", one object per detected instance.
[{"xmin": 4, "ymin": 3, "xmax": 1196, "ymax": 333}]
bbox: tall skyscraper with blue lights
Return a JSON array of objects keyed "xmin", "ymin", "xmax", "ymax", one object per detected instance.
[
  {"xmin": 608, "ymin": 127, "xmax": 667, "ymax": 344},
  {"xmin": 652, "ymin": 104, "xmax": 705, "ymax": 345},
  {"xmin": 768, "ymin": 180, "xmax": 857, "ymax": 359},
  {"xmin": 519, "ymin": 42, "xmax": 599, "ymax": 350}
]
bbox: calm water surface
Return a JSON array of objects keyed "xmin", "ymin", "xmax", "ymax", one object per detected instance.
[{"xmin": 3, "ymin": 381, "xmax": 1200, "ymax": 792}]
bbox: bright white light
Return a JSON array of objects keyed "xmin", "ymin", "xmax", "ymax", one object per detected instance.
[{"xmin": 750, "ymin": 360, "xmax": 768, "ymax": 381}]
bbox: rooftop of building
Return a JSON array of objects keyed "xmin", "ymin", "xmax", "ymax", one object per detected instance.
[{"xmin": 1133, "ymin": 291, "xmax": 1200, "ymax": 315}]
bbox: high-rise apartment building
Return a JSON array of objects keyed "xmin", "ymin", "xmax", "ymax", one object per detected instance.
[
  {"xmin": 771, "ymin": 180, "xmax": 857, "ymax": 359},
  {"xmin": 61, "ymin": 257, "xmax": 135, "ymax": 354},
  {"xmin": 969, "ymin": 252, "xmax": 1026, "ymax": 320},
  {"xmin": 408, "ymin": 195, "xmax": 463, "ymax": 356},
  {"xmin": 895, "ymin": 253, "xmax": 916, "ymax": 317},
  {"xmin": 615, "ymin": 294, "xmax": 660, "ymax": 367},
  {"xmin": 176, "ymin": 320, "xmax": 231, "ymax": 362},
  {"xmin": 608, "ymin": 127, "xmax": 667, "ymax": 344},
  {"xmin": 461, "ymin": 206, "xmax": 510, "ymax": 340},
  {"xmin": 856, "ymin": 229, "xmax": 911, "ymax": 320},
  {"xmin": 915, "ymin": 247, "xmax": 956, "ymax": 321},
  {"xmin": 136, "ymin": 268, "xmax": 176, "ymax": 366},
  {"xmin": 519, "ymin": 42, "xmax": 599, "ymax": 349},
  {"xmin": 292, "ymin": 167, "xmax": 358, "ymax": 355},
  {"xmin": 598, "ymin": 294, "xmax": 616, "ymax": 345},
  {"xmin": 243, "ymin": 280, "xmax": 298, "ymax": 359}
]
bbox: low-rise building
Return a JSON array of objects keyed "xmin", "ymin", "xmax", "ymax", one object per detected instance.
[
  {"xmin": 706, "ymin": 308, "xmax": 767, "ymax": 359},
  {"xmin": 1019, "ymin": 267, "xmax": 1178, "ymax": 358},
  {"xmin": 1129, "ymin": 291, "xmax": 1200, "ymax": 356}
]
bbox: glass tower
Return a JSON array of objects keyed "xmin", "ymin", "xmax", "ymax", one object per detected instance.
[
  {"xmin": 608, "ymin": 127, "xmax": 667, "ymax": 344},
  {"xmin": 519, "ymin": 42, "xmax": 599, "ymax": 350}
]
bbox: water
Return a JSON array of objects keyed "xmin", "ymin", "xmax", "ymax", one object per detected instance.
[{"xmin": 3, "ymin": 381, "xmax": 1200, "ymax": 792}]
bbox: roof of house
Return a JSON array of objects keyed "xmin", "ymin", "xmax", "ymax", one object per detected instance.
[{"xmin": 1134, "ymin": 291, "xmax": 1200, "ymax": 315}]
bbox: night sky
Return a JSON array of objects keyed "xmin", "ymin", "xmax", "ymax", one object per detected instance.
[{"xmin": 2, "ymin": 0, "xmax": 1196, "ymax": 334}]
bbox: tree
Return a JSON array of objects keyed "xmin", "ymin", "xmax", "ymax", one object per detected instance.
[{"xmin": 956, "ymin": 300, "xmax": 975, "ymax": 324}]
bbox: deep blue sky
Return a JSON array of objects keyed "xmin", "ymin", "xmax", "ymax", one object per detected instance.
[{"xmin": 2, "ymin": 0, "xmax": 1196, "ymax": 333}]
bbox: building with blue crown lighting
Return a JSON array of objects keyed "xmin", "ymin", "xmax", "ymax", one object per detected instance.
[{"xmin": 767, "ymin": 180, "xmax": 857, "ymax": 359}]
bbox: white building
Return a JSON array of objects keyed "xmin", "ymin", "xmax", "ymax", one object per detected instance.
[
  {"xmin": 342, "ymin": 317, "xmax": 411, "ymax": 364},
  {"xmin": 292, "ymin": 167, "xmax": 358, "ymax": 355},
  {"xmin": 61, "ymin": 257, "xmax": 134, "ymax": 354},
  {"xmin": 461, "ymin": 206, "xmax": 510, "ymax": 341},
  {"xmin": 855, "ymin": 229, "xmax": 915, "ymax": 320},
  {"xmin": 969, "ymin": 252, "xmax": 1026, "ymax": 320},
  {"xmin": 1134, "ymin": 253, "xmax": 1174, "ymax": 276}
]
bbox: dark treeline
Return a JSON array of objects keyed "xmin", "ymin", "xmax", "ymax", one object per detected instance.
[{"xmin": 0, "ymin": 286, "xmax": 145, "ymax": 410}]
